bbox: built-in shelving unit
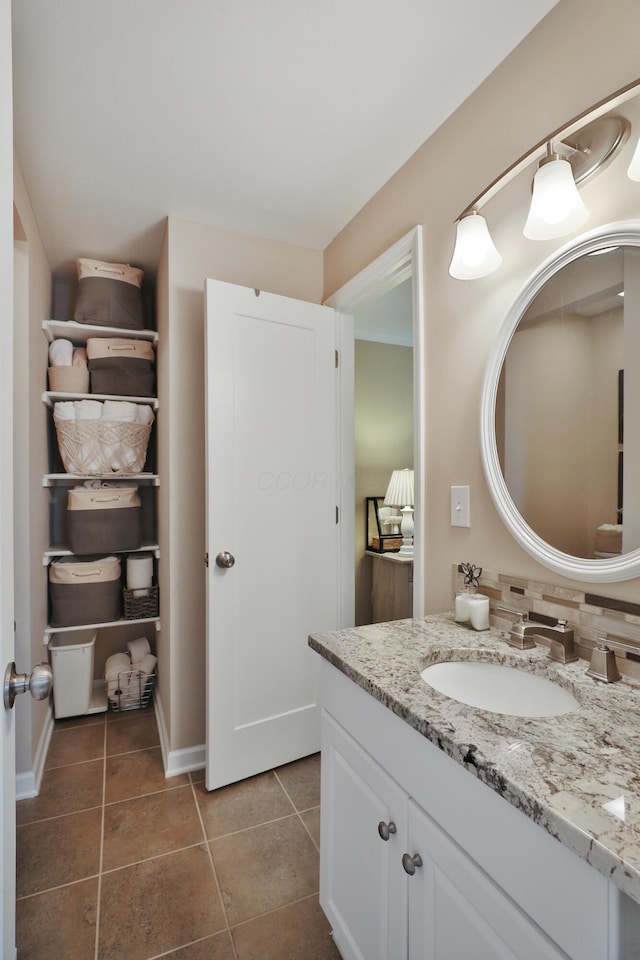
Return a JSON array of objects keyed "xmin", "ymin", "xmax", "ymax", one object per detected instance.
[{"xmin": 43, "ymin": 318, "xmax": 160, "ymax": 650}]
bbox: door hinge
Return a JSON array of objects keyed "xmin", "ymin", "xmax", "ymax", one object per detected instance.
[
  {"xmin": 335, "ymin": 349, "xmax": 339, "ymax": 368},
  {"xmin": 335, "ymin": 506, "xmax": 339, "ymax": 524},
  {"xmin": 204, "ymin": 553, "xmax": 209, "ymax": 567}
]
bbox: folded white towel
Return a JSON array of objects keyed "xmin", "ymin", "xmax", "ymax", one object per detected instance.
[
  {"xmin": 49, "ymin": 339, "xmax": 73, "ymax": 367},
  {"xmin": 75, "ymin": 399, "xmax": 103, "ymax": 420},
  {"xmin": 102, "ymin": 400, "xmax": 138, "ymax": 423},
  {"xmin": 53, "ymin": 401, "xmax": 76, "ymax": 421},
  {"xmin": 127, "ymin": 636, "xmax": 151, "ymax": 663},
  {"xmin": 72, "ymin": 347, "xmax": 88, "ymax": 369}
]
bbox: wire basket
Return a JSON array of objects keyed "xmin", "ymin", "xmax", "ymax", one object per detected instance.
[
  {"xmin": 108, "ymin": 667, "xmax": 156, "ymax": 712},
  {"xmin": 54, "ymin": 418, "xmax": 152, "ymax": 475},
  {"xmin": 123, "ymin": 586, "xmax": 159, "ymax": 620}
]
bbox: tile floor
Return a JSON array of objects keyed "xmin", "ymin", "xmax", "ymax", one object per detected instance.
[{"xmin": 16, "ymin": 707, "xmax": 342, "ymax": 960}]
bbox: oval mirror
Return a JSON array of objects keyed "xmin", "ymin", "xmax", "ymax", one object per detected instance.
[{"xmin": 481, "ymin": 221, "xmax": 640, "ymax": 582}]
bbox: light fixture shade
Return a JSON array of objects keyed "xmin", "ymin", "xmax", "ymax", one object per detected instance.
[
  {"xmin": 448, "ymin": 211, "xmax": 502, "ymax": 280},
  {"xmin": 523, "ymin": 157, "xmax": 588, "ymax": 240},
  {"xmin": 384, "ymin": 468, "xmax": 414, "ymax": 508},
  {"xmin": 628, "ymin": 136, "xmax": 640, "ymax": 181}
]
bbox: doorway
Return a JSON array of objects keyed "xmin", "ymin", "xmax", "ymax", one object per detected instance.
[
  {"xmin": 326, "ymin": 226, "xmax": 425, "ymax": 626},
  {"xmin": 353, "ymin": 279, "xmax": 413, "ymax": 625}
]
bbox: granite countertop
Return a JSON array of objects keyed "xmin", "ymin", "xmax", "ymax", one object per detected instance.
[{"xmin": 309, "ymin": 613, "xmax": 640, "ymax": 904}]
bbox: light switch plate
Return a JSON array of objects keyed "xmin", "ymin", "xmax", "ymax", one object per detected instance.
[{"xmin": 451, "ymin": 486, "xmax": 470, "ymax": 527}]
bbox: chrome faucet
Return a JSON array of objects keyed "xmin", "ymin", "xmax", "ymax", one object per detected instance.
[{"xmin": 507, "ymin": 614, "xmax": 578, "ymax": 663}]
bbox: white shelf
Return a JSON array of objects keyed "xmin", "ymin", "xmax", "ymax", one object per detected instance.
[
  {"xmin": 43, "ymin": 541, "xmax": 160, "ymax": 565},
  {"xmin": 43, "ymin": 319, "xmax": 158, "ymax": 345},
  {"xmin": 44, "ymin": 616, "xmax": 161, "ymax": 646},
  {"xmin": 43, "ymin": 390, "xmax": 159, "ymax": 409},
  {"xmin": 43, "ymin": 473, "xmax": 160, "ymax": 486}
]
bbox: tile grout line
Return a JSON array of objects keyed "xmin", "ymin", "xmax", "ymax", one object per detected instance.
[
  {"xmin": 272, "ymin": 768, "xmax": 321, "ymax": 853},
  {"xmin": 229, "ymin": 890, "xmax": 322, "ymax": 933},
  {"xmin": 93, "ymin": 716, "xmax": 108, "ymax": 960},
  {"xmin": 190, "ymin": 777, "xmax": 240, "ymax": 960}
]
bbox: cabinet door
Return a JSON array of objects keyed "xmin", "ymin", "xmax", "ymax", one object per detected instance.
[
  {"xmin": 407, "ymin": 799, "xmax": 566, "ymax": 960},
  {"xmin": 321, "ymin": 712, "xmax": 408, "ymax": 960}
]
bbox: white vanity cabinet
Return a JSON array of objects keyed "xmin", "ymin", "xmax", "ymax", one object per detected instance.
[
  {"xmin": 406, "ymin": 799, "xmax": 566, "ymax": 960},
  {"xmin": 318, "ymin": 657, "xmax": 624, "ymax": 960},
  {"xmin": 321, "ymin": 711, "xmax": 408, "ymax": 960}
]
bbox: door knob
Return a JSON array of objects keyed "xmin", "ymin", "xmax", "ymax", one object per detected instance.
[
  {"xmin": 378, "ymin": 820, "xmax": 397, "ymax": 841},
  {"xmin": 215, "ymin": 552, "xmax": 235, "ymax": 569},
  {"xmin": 401, "ymin": 852, "xmax": 423, "ymax": 876},
  {"xmin": 4, "ymin": 661, "xmax": 53, "ymax": 710}
]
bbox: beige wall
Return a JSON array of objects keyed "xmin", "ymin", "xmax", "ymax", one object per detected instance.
[
  {"xmin": 354, "ymin": 340, "xmax": 413, "ymax": 624},
  {"xmin": 158, "ymin": 216, "xmax": 324, "ymax": 753},
  {"xmin": 13, "ymin": 156, "xmax": 51, "ymax": 777},
  {"xmin": 324, "ymin": 0, "xmax": 640, "ymax": 611}
]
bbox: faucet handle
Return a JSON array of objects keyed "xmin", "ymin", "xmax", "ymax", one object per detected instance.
[{"xmin": 586, "ymin": 639, "xmax": 621, "ymax": 683}]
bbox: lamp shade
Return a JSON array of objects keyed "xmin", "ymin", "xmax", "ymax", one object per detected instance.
[
  {"xmin": 523, "ymin": 156, "xmax": 588, "ymax": 240},
  {"xmin": 384, "ymin": 468, "xmax": 414, "ymax": 508},
  {"xmin": 628, "ymin": 136, "xmax": 640, "ymax": 181},
  {"xmin": 448, "ymin": 211, "xmax": 502, "ymax": 280}
]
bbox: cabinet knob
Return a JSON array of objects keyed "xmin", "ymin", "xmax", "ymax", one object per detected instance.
[
  {"xmin": 377, "ymin": 820, "xmax": 397, "ymax": 841},
  {"xmin": 401, "ymin": 852, "xmax": 423, "ymax": 876}
]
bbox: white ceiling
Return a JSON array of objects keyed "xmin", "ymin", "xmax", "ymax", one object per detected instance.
[{"xmin": 12, "ymin": 0, "xmax": 558, "ymax": 282}]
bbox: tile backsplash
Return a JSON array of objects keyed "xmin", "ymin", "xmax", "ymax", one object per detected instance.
[{"xmin": 452, "ymin": 564, "xmax": 640, "ymax": 678}]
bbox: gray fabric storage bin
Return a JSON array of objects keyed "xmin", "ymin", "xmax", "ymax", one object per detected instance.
[
  {"xmin": 67, "ymin": 485, "xmax": 141, "ymax": 555},
  {"xmin": 49, "ymin": 556, "xmax": 122, "ymax": 627},
  {"xmin": 73, "ymin": 259, "xmax": 144, "ymax": 330},
  {"xmin": 87, "ymin": 338, "xmax": 155, "ymax": 397}
]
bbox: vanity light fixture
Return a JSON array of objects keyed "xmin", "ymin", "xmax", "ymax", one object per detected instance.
[
  {"xmin": 523, "ymin": 143, "xmax": 589, "ymax": 240},
  {"xmin": 448, "ymin": 210, "xmax": 503, "ymax": 280},
  {"xmin": 448, "ymin": 107, "xmax": 631, "ymax": 279},
  {"xmin": 627, "ymin": 135, "xmax": 640, "ymax": 181}
]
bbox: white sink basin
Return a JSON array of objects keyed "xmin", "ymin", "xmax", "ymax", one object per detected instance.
[{"xmin": 420, "ymin": 660, "xmax": 579, "ymax": 718}]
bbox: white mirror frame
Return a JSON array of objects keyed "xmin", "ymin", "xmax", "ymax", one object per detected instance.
[{"xmin": 480, "ymin": 220, "xmax": 640, "ymax": 583}]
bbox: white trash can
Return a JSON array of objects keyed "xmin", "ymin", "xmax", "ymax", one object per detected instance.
[{"xmin": 49, "ymin": 630, "xmax": 97, "ymax": 719}]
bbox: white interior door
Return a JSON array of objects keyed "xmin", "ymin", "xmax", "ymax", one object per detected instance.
[
  {"xmin": 1, "ymin": 0, "xmax": 16, "ymax": 951},
  {"xmin": 205, "ymin": 280, "xmax": 339, "ymax": 790}
]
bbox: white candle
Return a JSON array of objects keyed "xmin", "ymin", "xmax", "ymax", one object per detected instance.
[
  {"xmin": 468, "ymin": 594, "xmax": 490, "ymax": 631},
  {"xmin": 454, "ymin": 592, "xmax": 472, "ymax": 623}
]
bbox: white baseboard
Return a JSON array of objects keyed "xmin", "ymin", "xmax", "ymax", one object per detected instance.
[
  {"xmin": 154, "ymin": 690, "xmax": 205, "ymax": 779},
  {"xmin": 16, "ymin": 704, "xmax": 54, "ymax": 800}
]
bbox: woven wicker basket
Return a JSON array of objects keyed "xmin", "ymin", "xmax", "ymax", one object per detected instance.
[
  {"xmin": 54, "ymin": 419, "xmax": 152, "ymax": 475},
  {"xmin": 123, "ymin": 586, "xmax": 159, "ymax": 620}
]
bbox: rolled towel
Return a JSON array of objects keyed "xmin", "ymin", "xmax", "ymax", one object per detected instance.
[
  {"xmin": 127, "ymin": 636, "xmax": 151, "ymax": 663},
  {"xmin": 105, "ymin": 652, "xmax": 132, "ymax": 682},
  {"xmin": 135, "ymin": 652, "xmax": 157, "ymax": 676},
  {"xmin": 72, "ymin": 347, "xmax": 88, "ymax": 369},
  {"xmin": 136, "ymin": 405, "xmax": 155, "ymax": 426},
  {"xmin": 75, "ymin": 399, "xmax": 103, "ymax": 420},
  {"xmin": 49, "ymin": 339, "xmax": 73, "ymax": 367},
  {"xmin": 102, "ymin": 400, "xmax": 138, "ymax": 423},
  {"xmin": 53, "ymin": 401, "xmax": 76, "ymax": 421}
]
